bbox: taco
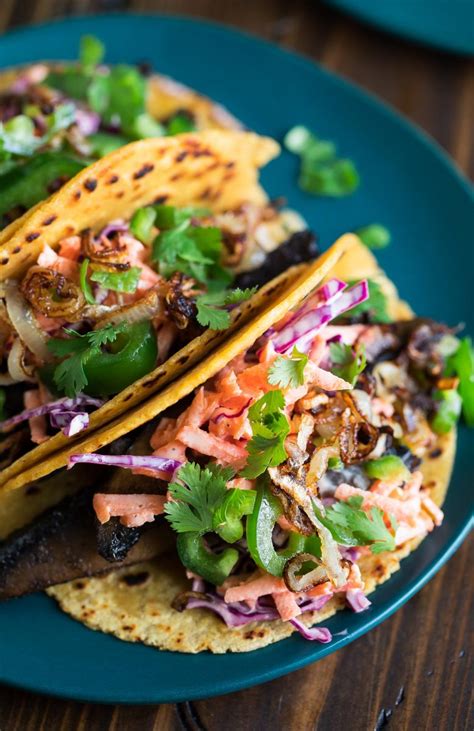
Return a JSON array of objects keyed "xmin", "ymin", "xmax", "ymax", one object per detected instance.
[
  {"xmin": 0, "ymin": 128, "xmax": 327, "ymax": 493},
  {"xmin": 1, "ymin": 238, "xmax": 467, "ymax": 654},
  {"xmin": 0, "ymin": 35, "xmax": 241, "ymax": 229}
]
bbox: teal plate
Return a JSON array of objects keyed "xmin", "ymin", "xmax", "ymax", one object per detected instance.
[
  {"xmin": 324, "ymin": 0, "xmax": 474, "ymax": 56},
  {"xmin": 0, "ymin": 14, "xmax": 472, "ymax": 704}
]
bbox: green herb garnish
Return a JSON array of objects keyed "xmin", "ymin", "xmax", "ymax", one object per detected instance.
[
  {"xmin": 80, "ymin": 34, "xmax": 105, "ymax": 72},
  {"xmin": 315, "ymin": 496, "xmax": 397, "ymax": 554},
  {"xmin": 329, "ymin": 342, "xmax": 366, "ymax": 386},
  {"xmin": 284, "ymin": 125, "xmax": 360, "ymax": 197},
  {"xmin": 48, "ymin": 322, "xmax": 127, "ymax": 397},
  {"xmin": 0, "ymin": 104, "xmax": 76, "ymax": 160},
  {"xmin": 195, "ymin": 287, "xmax": 257, "ymax": 330},
  {"xmin": 446, "ymin": 336, "xmax": 474, "ymax": 427},
  {"xmin": 152, "ymin": 217, "xmax": 231, "ymax": 289},
  {"xmin": 165, "ymin": 462, "xmax": 254, "ymax": 543},
  {"xmin": 240, "ymin": 390, "xmax": 290, "ymax": 479},
  {"xmin": 267, "ymin": 347, "xmax": 309, "ymax": 388},
  {"xmin": 355, "ymin": 224, "xmax": 391, "ymax": 250}
]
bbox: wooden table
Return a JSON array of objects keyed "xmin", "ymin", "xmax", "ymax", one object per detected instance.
[{"xmin": 0, "ymin": 2, "xmax": 472, "ymax": 729}]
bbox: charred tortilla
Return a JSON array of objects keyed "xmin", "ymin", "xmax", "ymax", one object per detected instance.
[{"xmin": 46, "ymin": 241, "xmax": 456, "ymax": 653}]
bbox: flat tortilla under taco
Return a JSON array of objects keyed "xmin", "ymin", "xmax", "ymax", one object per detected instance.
[
  {"xmin": 0, "ymin": 128, "xmax": 327, "ymax": 495},
  {"xmin": 0, "ymin": 35, "xmax": 241, "ymax": 229},
  {"xmin": 0, "ymin": 239, "xmax": 460, "ymax": 652}
]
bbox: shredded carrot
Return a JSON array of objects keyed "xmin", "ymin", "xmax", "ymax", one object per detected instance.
[
  {"xmin": 273, "ymin": 591, "xmax": 301, "ymax": 621},
  {"xmin": 92, "ymin": 493, "xmax": 166, "ymax": 527},
  {"xmin": 177, "ymin": 426, "xmax": 247, "ymax": 462}
]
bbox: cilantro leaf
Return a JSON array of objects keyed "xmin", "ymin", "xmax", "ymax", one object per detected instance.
[
  {"xmin": 195, "ymin": 287, "xmax": 257, "ymax": 330},
  {"xmin": 315, "ymin": 496, "xmax": 397, "ymax": 554},
  {"xmin": 342, "ymin": 279, "xmax": 391, "ymax": 323},
  {"xmin": 91, "ymin": 266, "xmax": 141, "ymax": 293},
  {"xmin": 152, "ymin": 216, "xmax": 231, "ymax": 288},
  {"xmin": 165, "ymin": 463, "xmax": 234, "ymax": 534},
  {"xmin": 268, "ymin": 347, "xmax": 308, "ymax": 388},
  {"xmin": 52, "ymin": 351, "xmax": 88, "ymax": 397},
  {"xmin": 47, "ymin": 323, "xmax": 128, "ymax": 397},
  {"xmin": 329, "ymin": 342, "xmax": 366, "ymax": 385},
  {"xmin": 87, "ymin": 65, "xmax": 162, "ymax": 139},
  {"xmin": 86, "ymin": 322, "xmax": 128, "ymax": 348},
  {"xmin": 241, "ymin": 390, "xmax": 290, "ymax": 479}
]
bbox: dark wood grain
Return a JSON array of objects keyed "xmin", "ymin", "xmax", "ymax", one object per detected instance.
[{"xmin": 0, "ymin": 1, "xmax": 472, "ymax": 729}]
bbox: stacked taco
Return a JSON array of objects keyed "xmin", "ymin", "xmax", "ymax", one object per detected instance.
[
  {"xmin": 0, "ymin": 37, "xmax": 470, "ymax": 655},
  {"xmin": 0, "ymin": 128, "xmax": 324, "ymax": 499},
  {"xmin": 0, "ymin": 235, "xmax": 465, "ymax": 653}
]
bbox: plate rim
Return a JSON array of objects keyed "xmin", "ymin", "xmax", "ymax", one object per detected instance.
[
  {"xmin": 0, "ymin": 12, "xmax": 472, "ymax": 704},
  {"xmin": 323, "ymin": 0, "xmax": 474, "ymax": 57}
]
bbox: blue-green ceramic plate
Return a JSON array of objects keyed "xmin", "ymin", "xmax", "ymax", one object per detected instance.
[
  {"xmin": 324, "ymin": 0, "xmax": 474, "ymax": 56},
  {"xmin": 0, "ymin": 14, "xmax": 472, "ymax": 704}
]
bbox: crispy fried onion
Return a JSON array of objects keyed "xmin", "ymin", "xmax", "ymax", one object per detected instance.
[
  {"xmin": 268, "ymin": 465, "xmax": 349, "ymax": 588},
  {"xmin": 20, "ymin": 266, "xmax": 84, "ymax": 319},
  {"xmin": 4, "ymin": 281, "xmax": 51, "ymax": 361},
  {"xmin": 336, "ymin": 393, "xmax": 378, "ymax": 464},
  {"xmin": 7, "ymin": 338, "xmax": 35, "ymax": 382},
  {"xmin": 94, "ymin": 288, "xmax": 164, "ymax": 329},
  {"xmin": 81, "ymin": 228, "xmax": 128, "ymax": 267},
  {"xmin": 283, "ymin": 553, "xmax": 329, "ymax": 592},
  {"xmin": 165, "ymin": 272, "xmax": 199, "ymax": 330}
]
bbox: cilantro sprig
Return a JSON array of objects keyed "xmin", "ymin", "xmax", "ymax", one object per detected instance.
[
  {"xmin": 329, "ymin": 342, "xmax": 366, "ymax": 386},
  {"xmin": 195, "ymin": 287, "xmax": 257, "ymax": 330},
  {"xmin": 152, "ymin": 217, "xmax": 231, "ymax": 289},
  {"xmin": 165, "ymin": 462, "xmax": 255, "ymax": 543},
  {"xmin": 315, "ymin": 496, "xmax": 397, "ymax": 554},
  {"xmin": 240, "ymin": 390, "xmax": 290, "ymax": 479},
  {"xmin": 267, "ymin": 347, "xmax": 309, "ymax": 388},
  {"xmin": 47, "ymin": 323, "xmax": 127, "ymax": 397}
]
